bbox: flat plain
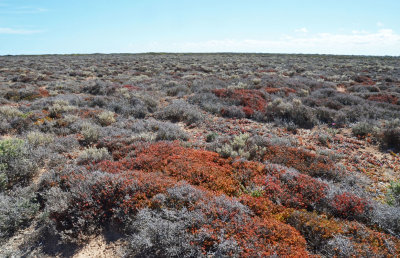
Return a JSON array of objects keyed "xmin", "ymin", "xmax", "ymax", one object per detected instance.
[{"xmin": 1, "ymin": 53, "xmax": 400, "ymax": 257}]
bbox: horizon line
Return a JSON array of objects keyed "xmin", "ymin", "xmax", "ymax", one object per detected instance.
[{"xmin": 1, "ymin": 52, "xmax": 399, "ymax": 58}]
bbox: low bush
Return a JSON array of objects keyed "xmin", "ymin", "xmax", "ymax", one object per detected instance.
[
  {"xmin": 387, "ymin": 181, "xmax": 400, "ymax": 207},
  {"xmin": 0, "ymin": 106, "xmax": 23, "ymax": 118},
  {"xmin": 26, "ymin": 131, "xmax": 54, "ymax": 147},
  {"xmin": 80, "ymin": 122, "xmax": 100, "ymax": 144},
  {"xmin": 77, "ymin": 147, "xmax": 111, "ymax": 165},
  {"xmin": 351, "ymin": 121, "xmax": 376, "ymax": 138},
  {"xmin": 380, "ymin": 119, "xmax": 400, "ymax": 151},
  {"xmin": 156, "ymin": 100, "xmax": 204, "ymax": 125},
  {"xmin": 0, "ymin": 138, "xmax": 38, "ymax": 190},
  {"xmin": 0, "ymin": 187, "xmax": 39, "ymax": 240},
  {"xmin": 266, "ymin": 98, "xmax": 317, "ymax": 129},
  {"xmin": 329, "ymin": 192, "xmax": 370, "ymax": 221},
  {"xmin": 97, "ymin": 111, "xmax": 116, "ymax": 126}
]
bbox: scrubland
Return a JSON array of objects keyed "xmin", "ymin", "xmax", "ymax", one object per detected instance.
[{"xmin": 0, "ymin": 53, "xmax": 400, "ymax": 257}]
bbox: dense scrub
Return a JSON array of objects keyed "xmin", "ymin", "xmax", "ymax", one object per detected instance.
[{"xmin": 1, "ymin": 53, "xmax": 400, "ymax": 257}]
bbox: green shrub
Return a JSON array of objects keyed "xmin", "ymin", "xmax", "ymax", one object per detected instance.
[
  {"xmin": 0, "ymin": 138, "xmax": 37, "ymax": 190},
  {"xmin": 81, "ymin": 122, "xmax": 99, "ymax": 144},
  {"xmin": 0, "ymin": 106, "xmax": 23, "ymax": 118},
  {"xmin": 351, "ymin": 122, "xmax": 376, "ymax": 137},
  {"xmin": 206, "ymin": 132, "xmax": 219, "ymax": 142},
  {"xmin": 97, "ymin": 111, "xmax": 116, "ymax": 126},
  {"xmin": 26, "ymin": 131, "xmax": 54, "ymax": 147},
  {"xmin": 48, "ymin": 100, "xmax": 75, "ymax": 118},
  {"xmin": 387, "ymin": 181, "xmax": 400, "ymax": 207},
  {"xmin": 77, "ymin": 147, "xmax": 111, "ymax": 165}
]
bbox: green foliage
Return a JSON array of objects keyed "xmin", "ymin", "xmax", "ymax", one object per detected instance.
[
  {"xmin": 77, "ymin": 147, "xmax": 111, "ymax": 165},
  {"xmin": 81, "ymin": 122, "xmax": 100, "ymax": 144},
  {"xmin": 351, "ymin": 122, "xmax": 376, "ymax": 137},
  {"xmin": 206, "ymin": 132, "xmax": 218, "ymax": 142},
  {"xmin": 0, "ymin": 138, "xmax": 37, "ymax": 191},
  {"xmin": 97, "ymin": 111, "xmax": 116, "ymax": 126},
  {"xmin": 386, "ymin": 181, "xmax": 400, "ymax": 207},
  {"xmin": 216, "ymin": 133, "xmax": 266, "ymax": 160},
  {"xmin": 0, "ymin": 106, "xmax": 23, "ymax": 118},
  {"xmin": 26, "ymin": 131, "xmax": 54, "ymax": 147}
]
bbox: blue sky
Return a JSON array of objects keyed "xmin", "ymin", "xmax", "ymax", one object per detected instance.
[{"xmin": 0, "ymin": 0, "xmax": 399, "ymax": 55}]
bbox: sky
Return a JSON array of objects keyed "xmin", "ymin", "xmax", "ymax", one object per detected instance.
[{"xmin": 0, "ymin": 0, "xmax": 399, "ymax": 56}]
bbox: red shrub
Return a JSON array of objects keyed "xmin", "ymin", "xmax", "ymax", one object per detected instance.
[
  {"xmin": 212, "ymin": 89, "xmax": 267, "ymax": 117},
  {"xmin": 331, "ymin": 193, "xmax": 369, "ymax": 219},
  {"xmin": 260, "ymin": 170, "xmax": 328, "ymax": 209},
  {"xmin": 263, "ymin": 145, "xmax": 338, "ymax": 180},
  {"xmin": 133, "ymin": 142, "xmax": 240, "ymax": 195},
  {"xmin": 368, "ymin": 94, "xmax": 398, "ymax": 105}
]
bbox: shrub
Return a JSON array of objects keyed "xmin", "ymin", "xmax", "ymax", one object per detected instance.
[
  {"xmin": 0, "ymin": 106, "xmax": 23, "ymax": 118},
  {"xmin": 322, "ymin": 235, "xmax": 356, "ymax": 257},
  {"xmin": 77, "ymin": 147, "xmax": 111, "ymax": 165},
  {"xmin": 330, "ymin": 192, "xmax": 370, "ymax": 220},
  {"xmin": 215, "ymin": 134, "xmax": 266, "ymax": 160},
  {"xmin": 386, "ymin": 181, "xmax": 400, "ymax": 207},
  {"xmin": 166, "ymin": 85, "xmax": 191, "ymax": 96},
  {"xmin": 81, "ymin": 122, "xmax": 100, "ymax": 144},
  {"xmin": 260, "ymin": 166, "xmax": 328, "ymax": 210},
  {"xmin": 26, "ymin": 131, "xmax": 54, "ymax": 147},
  {"xmin": 156, "ymin": 100, "xmax": 204, "ymax": 125},
  {"xmin": 266, "ymin": 98, "xmax": 317, "ymax": 129},
  {"xmin": 48, "ymin": 100, "xmax": 76, "ymax": 118},
  {"xmin": 220, "ymin": 106, "xmax": 245, "ymax": 119},
  {"xmin": 97, "ymin": 111, "xmax": 116, "ymax": 126},
  {"xmin": 263, "ymin": 145, "xmax": 339, "ymax": 180},
  {"xmin": 206, "ymin": 132, "xmax": 218, "ymax": 142},
  {"xmin": 370, "ymin": 202, "xmax": 400, "ymax": 236},
  {"xmin": 351, "ymin": 122, "xmax": 376, "ymax": 138},
  {"xmin": 125, "ymin": 208, "xmax": 204, "ymax": 257},
  {"xmin": 154, "ymin": 122, "xmax": 189, "ymax": 141},
  {"xmin": 0, "ymin": 187, "xmax": 39, "ymax": 239},
  {"xmin": 0, "ymin": 138, "xmax": 37, "ymax": 190},
  {"xmin": 380, "ymin": 119, "xmax": 400, "ymax": 151},
  {"xmin": 216, "ymin": 133, "xmax": 250, "ymax": 159},
  {"xmin": 51, "ymin": 136, "xmax": 79, "ymax": 153},
  {"xmin": 212, "ymin": 89, "xmax": 266, "ymax": 118}
]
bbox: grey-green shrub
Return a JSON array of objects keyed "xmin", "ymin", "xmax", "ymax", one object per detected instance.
[
  {"xmin": 0, "ymin": 138, "xmax": 37, "ymax": 191},
  {"xmin": 0, "ymin": 106, "xmax": 23, "ymax": 118},
  {"xmin": 351, "ymin": 122, "xmax": 376, "ymax": 137},
  {"xmin": 77, "ymin": 147, "xmax": 111, "ymax": 165},
  {"xmin": 97, "ymin": 111, "xmax": 116, "ymax": 126},
  {"xmin": 0, "ymin": 187, "xmax": 39, "ymax": 239},
  {"xmin": 387, "ymin": 181, "xmax": 400, "ymax": 207},
  {"xmin": 81, "ymin": 122, "xmax": 100, "ymax": 144},
  {"xmin": 26, "ymin": 131, "xmax": 54, "ymax": 147},
  {"xmin": 156, "ymin": 100, "xmax": 204, "ymax": 125}
]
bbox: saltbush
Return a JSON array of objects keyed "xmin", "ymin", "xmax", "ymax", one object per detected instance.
[
  {"xmin": 97, "ymin": 111, "xmax": 116, "ymax": 126},
  {"xmin": 387, "ymin": 181, "xmax": 400, "ymax": 207},
  {"xmin": 77, "ymin": 147, "xmax": 111, "ymax": 165},
  {"xmin": 156, "ymin": 100, "xmax": 204, "ymax": 125},
  {"xmin": 0, "ymin": 138, "xmax": 37, "ymax": 190}
]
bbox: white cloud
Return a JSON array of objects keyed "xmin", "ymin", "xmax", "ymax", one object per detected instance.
[
  {"xmin": 150, "ymin": 29, "xmax": 400, "ymax": 56},
  {"xmin": 295, "ymin": 27, "xmax": 308, "ymax": 33},
  {"xmin": 0, "ymin": 27, "xmax": 42, "ymax": 35},
  {"xmin": 377, "ymin": 21, "xmax": 384, "ymax": 27}
]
